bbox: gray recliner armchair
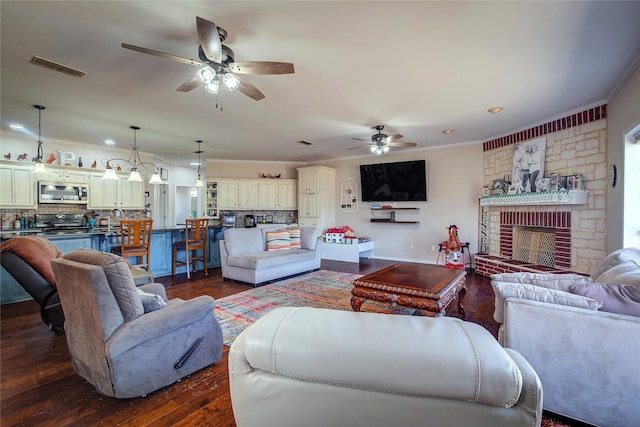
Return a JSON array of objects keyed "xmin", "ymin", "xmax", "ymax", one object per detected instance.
[{"xmin": 50, "ymin": 249, "xmax": 223, "ymax": 398}]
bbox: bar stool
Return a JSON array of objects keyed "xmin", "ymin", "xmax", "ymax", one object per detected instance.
[
  {"xmin": 112, "ymin": 219, "xmax": 153, "ymax": 271},
  {"xmin": 173, "ymin": 218, "xmax": 209, "ymax": 278}
]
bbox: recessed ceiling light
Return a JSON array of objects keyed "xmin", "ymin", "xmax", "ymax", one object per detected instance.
[
  {"xmin": 442, "ymin": 129, "xmax": 454, "ymax": 134},
  {"xmin": 9, "ymin": 123, "xmax": 24, "ymax": 130},
  {"xmin": 189, "ymin": 162, "xmax": 202, "ymax": 166},
  {"xmin": 105, "ymin": 139, "xmax": 115, "ymax": 145},
  {"xmin": 488, "ymin": 106, "xmax": 504, "ymax": 114}
]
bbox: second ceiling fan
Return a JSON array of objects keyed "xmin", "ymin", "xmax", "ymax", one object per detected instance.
[
  {"xmin": 122, "ymin": 16, "xmax": 295, "ymax": 101},
  {"xmin": 349, "ymin": 125, "xmax": 418, "ymax": 155}
]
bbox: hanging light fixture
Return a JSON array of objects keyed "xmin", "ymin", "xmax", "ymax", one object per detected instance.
[
  {"xmin": 102, "ymin": 126, "xmax": 164, "ymax": 184},
  {"xmin": 195, "ymin": 140, "xmax": 204, "ymax": 187},
  {"xmin": 33, "ymin": 105, "xmax": 47, "ymax": 174}
]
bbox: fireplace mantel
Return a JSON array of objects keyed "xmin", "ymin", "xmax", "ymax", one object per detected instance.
[{"xmin": 479, "ymin": 190, "xmax": 588, "ymax": 206}]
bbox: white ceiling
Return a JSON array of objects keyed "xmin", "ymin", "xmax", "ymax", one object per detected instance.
[{"xmin": 2, "ymin": 1, "xmax": 639, "ymax": 166}]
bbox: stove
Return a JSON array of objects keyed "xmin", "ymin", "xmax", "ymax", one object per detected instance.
[{"xmin": 35, "ymin": 213, "xmax": 90, "ymax": 231}]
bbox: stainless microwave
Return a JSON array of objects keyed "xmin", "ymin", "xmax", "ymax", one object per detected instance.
[{"xmin": 38, "ymin": 181, "xmax": 88, "ymax": 204}]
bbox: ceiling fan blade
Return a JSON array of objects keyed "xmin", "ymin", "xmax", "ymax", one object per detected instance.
[
  {"xmin": 387, "ymin": 141, "xmax": 418, "ymax": 148},
  {"xmin": 347, "ymin": 144, "xmax": 370, "ymax": 150},
  {"xmin": 121, "ymin": 43, "xmax": 203, "ymax": 66},
  {"xmin": 351, "ymin": 137, "xmax": 371, "ymax": 142},
  {"xmin": 229, "ymin": 61, "xmax": 295, "ymax": 75},
  {"xmin": 385, "ymin": 134, "xmax": 403, "ymax": 142},
  {"xmin": 176, "ymin": 76, "xmax": 202, "ymax": 92},
  {"xmin": 236, "ymin": 76, "xmax": 265, "ymax": 101},
  {"xmin": 196, "ymin": 16, "xmax": 222, "ymax": 63}
]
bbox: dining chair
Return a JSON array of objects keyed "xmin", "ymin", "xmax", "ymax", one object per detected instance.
[
  {"xmin": 173, "ymin": 218, "xmax": 209, "ymax": 278},
  {"xmin": 112, "ymin": 219, "xmax": 153, "ymax": 271}
]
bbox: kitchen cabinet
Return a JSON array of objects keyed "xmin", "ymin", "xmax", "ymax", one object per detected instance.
[
  {"xmin": 237, "ymin": 181, "xmax": 258, "ymax": 209},
  {"xmin": 88, "ymin": 174, "xmax": 144, "ymax": 210},
  {"xmin": 277, "ymin": 180, "xmax": 297, "ymax": 209},
  {"xmin": 298, "ymin": 167, "xmax": 321, "ymax": 193},
  {"xmin": 218, "ymin": 180, "xmax": 238, "ymax": 209},
  {"xmin": 44, "ymin": 168, "xmax": 89, "ymax": 183},
  {"xmin": 258, "ymin": 180, "xmax": 297, "ymax": 209},
  {"xmin": 0, "ymin": 163, "xmax": 36, "ymax": 208},
  {"xmin": 215, "ymin": 179, "xmax": 296, "ymax": 210},
  {"xmin": 297, "ymin": 166, "xmax": 335, "ymax": 234}
]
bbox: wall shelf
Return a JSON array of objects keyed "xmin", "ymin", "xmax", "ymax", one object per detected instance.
[
  {"xmin": 479, "ymin": 190, "xmax": 588, "ymax": 206},
  {"xmin": 370, "ymin": 207, "xmax": 419, "ymax": 224}
]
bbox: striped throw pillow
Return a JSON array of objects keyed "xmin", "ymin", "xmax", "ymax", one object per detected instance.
[
  {"xmin": 266, "ymin": 230, "xmax": 290, "ymax": 251},
  {"xmin": 288, "ymin": 228, "xmax": 301, "ymax": 249}
]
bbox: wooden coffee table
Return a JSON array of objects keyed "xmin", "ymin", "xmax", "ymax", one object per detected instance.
[{"xmin": 351, "ymin": 263, "xmax": 467, "ymax": 317}]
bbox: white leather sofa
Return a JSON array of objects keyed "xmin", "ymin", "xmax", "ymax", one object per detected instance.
[
  {"xmin": 491, "ymin": 248, "xmax": 640, "ymax": 427},
  {"xmin": 229, "ymin": 307, "xmax": 543, "ymax": 427},
  {"xmin": 220, "ymin": 226, "xmax": 320, "ymax": 286}
]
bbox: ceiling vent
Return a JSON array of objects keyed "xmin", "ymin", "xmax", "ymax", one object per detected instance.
[{"xmin": 29, "ymin": 56, "xmax": 86, "ymax": 78}]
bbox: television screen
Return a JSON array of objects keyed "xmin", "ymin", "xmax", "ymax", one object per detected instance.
[{"xmin": 359, "ymin": 160, "xmax": 427, "ymax": 202}]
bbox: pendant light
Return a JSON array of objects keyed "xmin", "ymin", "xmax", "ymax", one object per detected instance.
[
  {"xmin": 103, "ymin": 126, "xmax": 164, "ymax": 184},
  {"xmin": 33, "ymin": 105, "xmax": 46, "ymax": 174},
  {"xmin": 195, "ymin": 140, "xmax": 204, "ymax": 187}
]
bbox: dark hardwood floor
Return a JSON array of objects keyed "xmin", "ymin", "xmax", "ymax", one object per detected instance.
[{"xmin": 0, "ymin": 260, "xmax": 562, "ymax": 426}]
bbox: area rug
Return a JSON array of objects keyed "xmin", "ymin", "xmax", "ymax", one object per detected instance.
[{"xmin": 214, "ymin": 270, "xmax": 415, "ymax": 346}]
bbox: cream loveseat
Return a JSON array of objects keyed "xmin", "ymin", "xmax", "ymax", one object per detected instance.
[
  {"xmin": 220, "ymin": 226, "xmax": 321, "ymax": 286},
  {"xmin": 229, "ymin": 307, "xmax": 543, "ymax": 427},
  {"xmin": 490, "ymin": 248, "xmax": 640, "ymax": 427}
]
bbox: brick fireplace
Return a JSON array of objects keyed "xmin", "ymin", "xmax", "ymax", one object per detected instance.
[
  {"xmin": 475, "ymin": 209, "xmax": 579, "ymax": 277},
  {"xmin": 500, "ymin": 211, "xmax": 571, "ymax": 269},
  {"xmin": 478, "ymin": 104, "xmax": 609, "ymax": 277}
]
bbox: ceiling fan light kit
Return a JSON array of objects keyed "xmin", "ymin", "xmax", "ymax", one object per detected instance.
[{"xmin": 352, "ymin": 125, "xmax": 418, "ymax": 155}]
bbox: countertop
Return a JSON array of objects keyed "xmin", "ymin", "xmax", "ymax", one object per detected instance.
[{"xmin": 0, "ymin": 224, "xmax": 228, "ymax": 239}]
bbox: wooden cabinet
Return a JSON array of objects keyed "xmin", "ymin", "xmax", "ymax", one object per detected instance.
[
  {"xmin": 218, "ymin": 180, "xmax": 238, "ymax": 209},
  {"xmin": 44, "ymin": 168, "xmax": 89, "ymax": 183},
  {"xmin": 277, "ymin": 180, "xmax": 297, "ymax": 209},
  {"xmin": 237, "ymin": 181, "xmax": 258, "ymax": 209},
  {"xmin": 88, "ymin": 174, "xmax": 144, "ymax": 210},
  {"xmin": 298, "ymin": 168, "xmax": 321, "ymax": 193},
  {"xmin": 258, "ymin": 180, "xmax": 297, "ymax": 209},
  {"xmin": 297, "ymin": 166, "xmax": 335, "ymax": 234},
  {"xmin": 0, "ymin": 163, "xmax": 36, "ymax": 208},
  {"xmin": 215, "ymin": 179, "xmax": 297, "ymax": 210},
  {"xmin": 258, "ymin": 181, "xmax": 277, "ymax": 209}
]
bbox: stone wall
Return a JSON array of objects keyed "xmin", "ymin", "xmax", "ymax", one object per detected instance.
[{"xmin": 482, "ymin": 106, "xmax": 608, "ymax": 275}]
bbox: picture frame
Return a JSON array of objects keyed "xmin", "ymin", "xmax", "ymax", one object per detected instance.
[
  {"xmin": 491, "ymin": 179, "xmax": 504, "ymax": 193},
  {"xmin": 511, "ymin": 136, "xmax": 547, "ymax": 193}
]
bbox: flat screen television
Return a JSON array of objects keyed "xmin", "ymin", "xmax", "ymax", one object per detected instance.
[{"xmin": 359, "ymin": 160, "xmax": 427, "ymax": 202}]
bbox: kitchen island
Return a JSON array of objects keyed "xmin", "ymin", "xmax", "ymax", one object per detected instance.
[{"xmin": 1, "ymin": 225, "xmax": 228, "ymax": 304}]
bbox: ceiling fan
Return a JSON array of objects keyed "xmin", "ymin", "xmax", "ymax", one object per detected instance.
[
  {"xmin": 349, "ymin": 125, "xmax": 418, "ymax": 155},
  {"xmin": 122, "ymin": 16, "xmax": 295, "ymax": 101}
]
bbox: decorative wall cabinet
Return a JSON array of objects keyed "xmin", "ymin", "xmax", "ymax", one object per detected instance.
[
  {"xmin": 340, "ymin": 178, "xmax": 358, "ymax": 212},
  {"xmin": 0, "ymin": 163, "xmax": 36, "ymax": 208},
  {"xmin": 297, "ymin": 166, "xmax": 335, "ymax": 234},
  {"xmin": 217, "ymin": 180, "xmax": 239, "ymax": 209}
]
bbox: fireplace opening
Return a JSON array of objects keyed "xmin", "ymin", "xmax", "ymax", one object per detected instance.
[{"xmin": 513, "ymin": 226, "xmax": 556, "ymax": 267}]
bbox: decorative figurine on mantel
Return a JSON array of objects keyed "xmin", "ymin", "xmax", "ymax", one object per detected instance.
[
  {"xmin": 91, "ymin": 159, "xmax": 97, "ymax": 168},
  {"xmin": 3, "ymin": 153, "xmax": 10, "ymax": 160},
  {"xmin": 17, "ymin": 153, "xmax": 28, "ymax": 161},
  {"xmin": 46, "ymin": 153, "xmax": 57, "ymax": 164},
  {"xmin": 78, "ymin": 157, "xmax": 83, "ymax": 167}
]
